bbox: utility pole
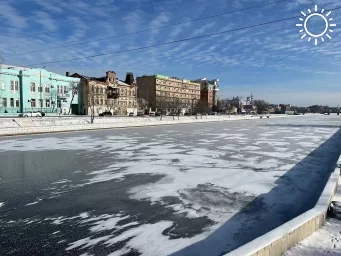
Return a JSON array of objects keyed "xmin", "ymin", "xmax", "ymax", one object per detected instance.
[{"xmin": 39, "ymin": 66, "xmax": 46, "ymax": 112}]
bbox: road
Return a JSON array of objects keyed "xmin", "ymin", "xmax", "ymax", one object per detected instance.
[{"xmin": 1, "ymin": 115, "xmax": 341, "ymax": 256}]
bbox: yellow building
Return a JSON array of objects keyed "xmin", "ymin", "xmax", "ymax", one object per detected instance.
[{"xmin": 137, "ymin": 74, "xmax": 200, "ymax": 114}]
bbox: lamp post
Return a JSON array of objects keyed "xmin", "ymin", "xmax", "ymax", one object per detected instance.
[{"xmin": 39, "ymin": 66, "xmax": 46, "ymax": 112}]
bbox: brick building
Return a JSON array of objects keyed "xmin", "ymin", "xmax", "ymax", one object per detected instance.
[
  {"xmin": 193, "ymin": 78, "xmax": 219, "ymax": 110},
  {"xmin": 136, "ymin": 74, "xmax": 201, "ymax": 114}
]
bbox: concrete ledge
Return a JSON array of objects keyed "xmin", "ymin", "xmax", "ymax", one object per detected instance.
[
  {"xmin": 0, "ymin": 115, "xmax": 291, "ymax": 137},
  {"xmin": 225, "ymin": 158, "xmax": 341, "ymax": 256}
]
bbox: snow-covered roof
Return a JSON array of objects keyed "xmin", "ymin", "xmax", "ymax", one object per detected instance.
[
  {"xmin": 117, "ymin": 80, "xmax": 132, "ymax": 87},
  {"xmin": 1, "ymin": 64, "xmax": 32, "ymax": 71}
]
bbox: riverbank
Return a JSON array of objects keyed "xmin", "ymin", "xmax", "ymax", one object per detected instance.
[{"xmin": 0, "ymin": 114, "xmax": 289, "ymax": 136}]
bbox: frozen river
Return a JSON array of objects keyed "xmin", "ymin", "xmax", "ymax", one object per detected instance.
[{"xmin": 1, "ymin": 115, "xmax": 341, "ymax": 256}]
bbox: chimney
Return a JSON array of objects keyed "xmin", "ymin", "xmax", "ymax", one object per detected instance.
[
  {"xmin": 125, "ymin": 72, "xmax": 135, "ymax": 85},
  {"xmin": 66, "ymin": 72, "xmax": 70, "ymax": 77}
]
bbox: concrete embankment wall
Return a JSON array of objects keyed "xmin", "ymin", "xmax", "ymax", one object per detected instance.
[
  {"xmin": 0, "ymin": 115, "xmax": 287, "ymax": 136},
  {"xmin": 225, "ymin": 160, "xmax": 341, "ymax": 256}
]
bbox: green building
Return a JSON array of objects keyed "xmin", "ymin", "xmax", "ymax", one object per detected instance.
[{"xmin": 0, "ymin": 65, "xmax": 82, "ymax": 115}]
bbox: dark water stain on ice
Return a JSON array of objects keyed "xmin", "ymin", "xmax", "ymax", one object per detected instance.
[{"xmin": 0, "ymin": 173, "xmax": 214, "ymax": 256}]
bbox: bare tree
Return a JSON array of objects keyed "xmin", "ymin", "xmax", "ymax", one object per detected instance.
[
  {"xmin": 226, "ymin": 103, "xmax": 233, "ymax": 117},
  {"xmin": 68, "ymin": 81, "xmax": 78, "ymax": 115},
  {"xmin": 137, "ymin": 97, "xmax": 149, "ymax": 114},
  {"xmin": 196, "ymin": 100, "xmax": 210, "ymax": 119},
  {"xmin": 167, "ymin": 97, "xmax": 182, "ymax": 120},
  {"xmin": 105, "ymin": 99, "xmax": 116, "ymax": 114},
  {"xmin": 88, "ymin": 82, "xmax": 96, "ymax": 124},
  {"xmin": 254, "ymin": 100, "xmax": 269, "ymax": 114},
  {"xmin": 156, "ymin": 96, "xmax": 169, "ymax": 120}
]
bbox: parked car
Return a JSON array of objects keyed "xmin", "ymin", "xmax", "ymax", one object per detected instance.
[
  {"xmin": 149, "ymin": 112, "xmax": 156, "ymax": 116},
  {"xmin": 19, "ymin": 111, "xmax": 42, "ymax": 117},
  {"xmin": 128, "ymin": 112, "xmax": 135, "ymax": 117},
  {"xmin": 155, "ymin": 112, "xmax": 161, "ymax": 116},
  {"xmin": 137, "ymin": 112, "xmax": 145, "ymax": 117},
  {"xmin": 37, "ymin": 111, "xmax": 46, "ymax": 117},
  {"xmin": 99, "ymin": 111, "xmax": 113, "ymax": 117}
]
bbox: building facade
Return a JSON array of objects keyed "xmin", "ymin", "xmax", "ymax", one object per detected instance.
[
  {"xmin": 137, "ymin": 74, "xmax": 201, "ymax": 114},
  {"xmin": 193, "ymin": 78, "xmax": 219, "ymax": 110},
  {"xmin": 72, "ymin": 71, "xmax": 137, "ymax": 116},
  {"xmin": 0, "ymin": 65, "xmax": 81, "ymax": 115}
]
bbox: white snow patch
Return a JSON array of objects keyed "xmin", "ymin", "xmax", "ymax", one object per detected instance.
[
  {"xmin": 89, "ymin": 215, "xmax": 130, "ymax": 233},
  {"xmin": 103, "ymin": 221, "xmax": 209, "ymax": 255},
  {"xmin": 52, "ymin": 179, "xmax": 71, "ymax": 184},
  {"xmin": 25, "ymin": 199, "xmax": 42, "ymax": 206},
  {"xmin": 284, "ymin": 218, "xmax": 341, "ymax": 256},
  {"xmin": 0, "ymin": 202, "xmax": 5, "ymax": 208}
]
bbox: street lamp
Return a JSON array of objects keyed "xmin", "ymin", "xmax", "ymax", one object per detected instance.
[{"xmin": 39, "ymin": 66, "xmax": 46, "ymax": 112}]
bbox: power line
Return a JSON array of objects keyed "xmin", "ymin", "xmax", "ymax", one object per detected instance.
[
  {"xmin": 5, "ymin": 0, "xmax": 291, "ymax": 58},
  {"xmin": 25, "ymin": 15, "xmax": 299, "ymax": 66},
  {"xmin": 25, "ymin": 5, "xmax": 341, "ymax": 67}
]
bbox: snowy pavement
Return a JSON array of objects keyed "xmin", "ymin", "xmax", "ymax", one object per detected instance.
[
  {"xmin": 283, "ymin": 218, "xmax": 341, "ymax": 256},
  {"xmin": 283, "ymin": 179, "xmax": 341, "ymax": 256},
  {"xmin": 0, "ymin": 115, "xmax": 341, "ymax": 256}
]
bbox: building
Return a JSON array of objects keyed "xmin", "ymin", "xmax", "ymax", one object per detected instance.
[
  {"xmin": 242, "ymin": 93, "xmax": 255, "ymax": 114},
  {"xmin": 0, "ymin": 65, "xmax": 81, "ymax": 115},
  {"xmin": 71, "ymin": 71, "xmax": 137, "ymax": 116},
  {"xmin": 137, "ymin": 74, "xmax": 201, "ymax": 114},
  {"xmin": 193, "ymin": 78, "xmax": 219, "ymax": 110}
]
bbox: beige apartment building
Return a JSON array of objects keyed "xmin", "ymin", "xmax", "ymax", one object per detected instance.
[
  {"xmin": 136, "ymin": 74, "xmax": 200, "ymax": 114},
  {"xmin": 71, "ymin": 71, "xmax": 137, "ymax": 116}
]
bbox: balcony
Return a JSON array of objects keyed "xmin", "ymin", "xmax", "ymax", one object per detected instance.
[
  {"xmin": 57, "ymin": 93, "xmax": 67, "ymax": 99},
  {"xmin": 107, "ymin": 87, "xmax": 120, "ymax": 99}
]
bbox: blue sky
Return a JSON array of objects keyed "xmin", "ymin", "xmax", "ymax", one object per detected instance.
[{"xmin": 0, "ymin": 0, "xmax": 341, "ymax": 106}]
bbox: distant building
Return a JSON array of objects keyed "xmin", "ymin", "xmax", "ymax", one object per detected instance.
[
  {"xmin": 0, "ymin": 65, "xmax": 81, "ymax": 115},
  {"xmin": 137, "ymin": 74, "xmax": 200, "ymax": 114},
  {"xmin": 71, "ymin": 71, "xmax": 137, "ymax": 116},
  {"xmin": 225, "ymin": 96, "xmax": 243, "ymax": 113},
  {"xmin": 278, "ymin": 104, "xmax": 291, "ymax": 114},
  {"xmin": 242, "ymin": 93, "xmax": 255, "ymax": 114},
  {"xmin": 192, "ymin": 78, "xmax": 219, "ymax": 110}
]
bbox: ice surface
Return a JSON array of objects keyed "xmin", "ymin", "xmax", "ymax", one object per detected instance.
[{"xmin": 1, "ymin": 115, "xmax": 341, "ymax": 256}]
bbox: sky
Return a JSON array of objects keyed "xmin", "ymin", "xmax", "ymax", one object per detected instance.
[{"xmin": 0, "ymin": 0, "xmax": 341, "ymax": 106}]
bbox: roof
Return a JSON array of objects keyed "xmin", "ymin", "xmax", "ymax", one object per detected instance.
[
  {"xmin": 71, "ymin": 73, "xmax": 107, "ymax": 83},
  {"xmin": 2, "ymin": 64, "xmax": 32, "ymax": 71},
  {"xmin": 117, "ymin": 80, "xmax": 134, "ymax": 87}
]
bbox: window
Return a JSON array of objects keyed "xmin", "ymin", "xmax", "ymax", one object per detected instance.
[
  {"xmin": 57, "ymin": 101, "xmax": 61, "ymax": 108},
  {"xmin": 46, "ymin": 99, "xmax": 50, "ymax": 108},
  {"xmin": 1, "ymin": 82, "xmax": 5, "ymax": 90},
  {"xmin": 16, "ymin": 99, "xmax": 20, "ymax": 107},
  {"xmin": 10, "ymin": 81, "xmax": 14, "ymax": 90},
  {"xmin": 2, "ymin": 98, "xmax": 7, "ymax": 107},
  {"xmin": 10, "ymin": 98, "xmax": 14, "ymax": 107},
  {"xmin": 38, "ymin": 84, "xmax": 42, "ymax": 92},
  {"xmin": 99, "ymin": 98, "xmax": 103, "ymax": 105},
  {"xmin": 57, "ymin": 85, "xmax": 60, "ymax": 94},
  {"xmin": 45, "ymin": 84, "xmax": 50, "ymax": 93},
  {"xmin": 30, "ymin": 99, "xmax": 36, "ymax": 107},
  {"xmin": 15, "ymin": 81, "xmax": 19, "ymax": 91},
  {"xmin": 30, "ymin": 82, "xmax": 35, "ymax": 92},
  {"xmin": 64, "ymin": 86, "xmax": 67, "ymax": 94},
  {"xmin": 39, "ymin": 99, "xmax": 43, "ymax": 108},
  {"xmin": 96, "ymin": 87, "xmax": 99, "ymax": 94}
]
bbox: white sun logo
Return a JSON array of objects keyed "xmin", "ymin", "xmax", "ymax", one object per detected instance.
[{"xmin": 296, "ymin": 5, "xmax": 336, "ymax": 46}]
